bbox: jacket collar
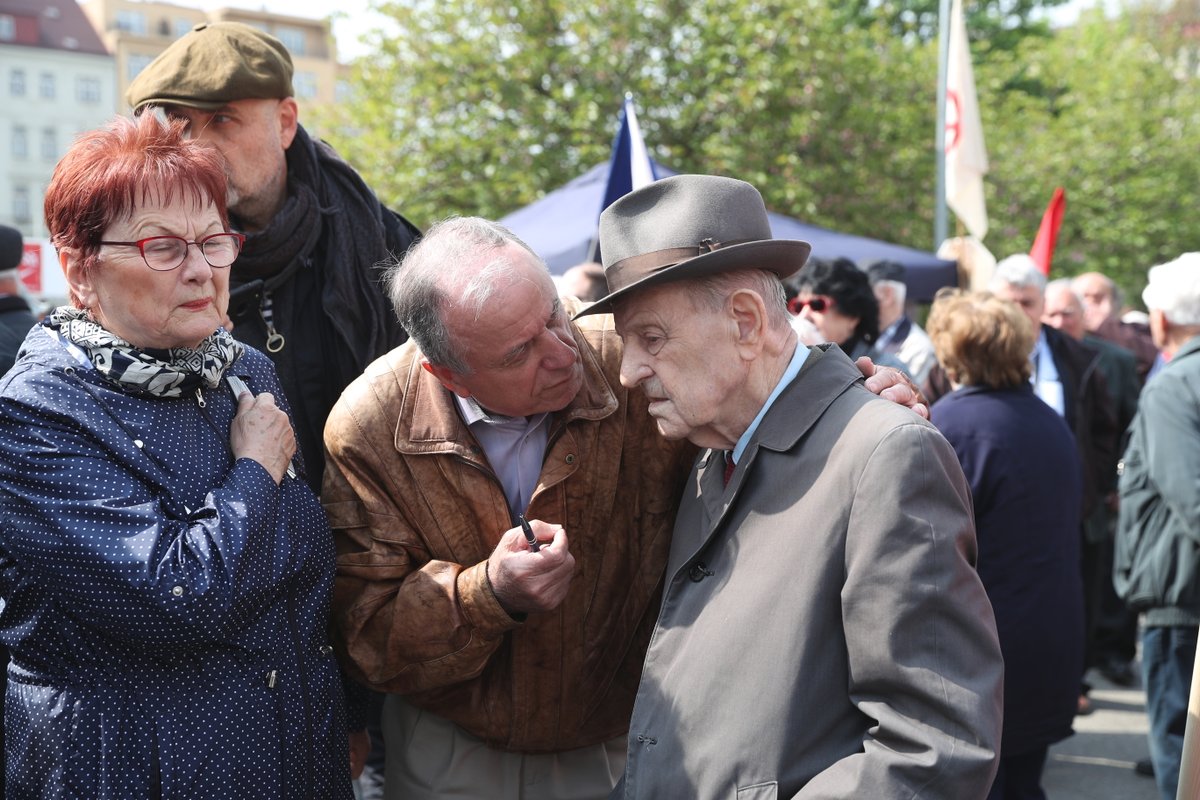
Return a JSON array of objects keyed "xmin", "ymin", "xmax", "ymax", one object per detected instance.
[
  {"xmin": 1172, "ymin": 333, "xmax": 1200, "ymax": 363},
  {"xmin": 392, "ymin": 319, "xmax": 620, "ymax": 457}
]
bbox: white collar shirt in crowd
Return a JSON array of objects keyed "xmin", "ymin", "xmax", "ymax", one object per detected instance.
[{"xmin": 1031, "ymin": 328, "xmax": 1065, "ymax": 417}]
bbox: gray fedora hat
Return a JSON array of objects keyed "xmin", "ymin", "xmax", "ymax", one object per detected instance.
[{"xmin": 574, "ymin": 174, "xmax": 811, "ymax": 318}]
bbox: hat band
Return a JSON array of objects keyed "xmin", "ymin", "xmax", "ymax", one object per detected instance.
[{"xmin": 608, "ymin": 238, "xmax": 754, "ymax": 291}]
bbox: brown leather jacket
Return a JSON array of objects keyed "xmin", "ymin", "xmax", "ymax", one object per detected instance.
[{"xmin": 323, "ymin": 301, "xmax": 696, "ymax": 753}]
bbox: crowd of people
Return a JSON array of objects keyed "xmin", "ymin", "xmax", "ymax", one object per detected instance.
[{"xmin": 0, "ymin": 18, "xmax": 1195, "ymax": 800}]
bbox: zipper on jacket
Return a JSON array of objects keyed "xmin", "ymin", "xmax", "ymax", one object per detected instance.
[{"xmin": 194, "ymin": 387, "xmax": 206, "ymax": 408}]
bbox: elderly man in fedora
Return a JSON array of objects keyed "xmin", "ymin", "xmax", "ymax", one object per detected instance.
[
  {"xmin": 573, "ymin": 174, "xmax": 1003, "ymax": 799},
  {"xmin": 322, "ymin": 204, "xmax": 929, "ymax": 797}
]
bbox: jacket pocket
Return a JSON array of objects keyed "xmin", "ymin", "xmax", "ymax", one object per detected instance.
[{"xmin": 737, "ymin": 781, "xmax": 778, "ymax": 800}]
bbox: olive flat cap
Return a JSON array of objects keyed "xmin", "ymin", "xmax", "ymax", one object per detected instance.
[{"xmin": 127, "ymin": 22, "xmax": 294, "ymax": 112}]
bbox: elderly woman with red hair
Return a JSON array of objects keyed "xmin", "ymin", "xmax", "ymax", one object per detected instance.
[
  {"xmin": 927, "ymin": 289, "xmax": 1084, "ymax": 800},
  {"xmin": 0, "ymin": 114, "xmax": 352, "ymax": 798}
]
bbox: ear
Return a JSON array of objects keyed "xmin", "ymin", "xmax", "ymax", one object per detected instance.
[
  {"xmin": 727, "ymin": 289, "xmax": 768, "ymax": 359},
  {"xmin": 277, "ymin": 97, "xmax": 300, "ymax": 150},
  {"xmin": 60, "ymin": 248, "xmax": 97, "ymax": 309},
  {"xmin": 421, "ymin": 358, "xmax": 473, "ymax": 398}
]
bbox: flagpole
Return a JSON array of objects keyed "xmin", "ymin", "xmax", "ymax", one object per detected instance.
[{"xmin": 934, "ymin": 0, "xmax": 950, "ymax": 250}]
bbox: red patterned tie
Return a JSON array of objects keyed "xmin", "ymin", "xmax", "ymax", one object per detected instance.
[{"xmin": 723, "ymin": 452, "xmax": 735, "ymax": 487}]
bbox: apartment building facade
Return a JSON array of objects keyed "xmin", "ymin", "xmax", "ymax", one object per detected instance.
[{"xmin": 0, "ymin": 0, "xmax": 114, "ymax": 243}]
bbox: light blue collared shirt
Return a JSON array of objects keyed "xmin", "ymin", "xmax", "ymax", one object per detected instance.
[
  {"xmin": 732, "ymin": 341, "xmax": 810, "ymax": 464},
  {"xmin": 455, "ymin": 393, "xmax": 550, "ymax": 520}
]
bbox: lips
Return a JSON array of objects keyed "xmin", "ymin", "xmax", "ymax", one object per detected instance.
[{"xmin": 180, "ymin": 298, "xmax": 212, "ymax": 311}]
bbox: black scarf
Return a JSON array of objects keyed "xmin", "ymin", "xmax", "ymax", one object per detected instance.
[
  {"xmin": 231, "ymin": 124, "xmax": 396, "ymax": 376},
  {"xmin": 45, "ymin": 306, "xmax": 244, "ymax": 399}
]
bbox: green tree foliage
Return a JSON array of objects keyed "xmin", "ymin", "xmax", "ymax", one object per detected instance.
[
  {"xmin": 979, "ymin": 7, "xmax": 1200, "ymax": 297},
  {"xmin": 316, "ymin": 0, "xmax": 1200, "ymax": 302},
  {"xmin": 316, "ymin": 0, "xmax": 943, "ymax": 248},
  {"xmin": 839, "ymin": 0, "xmax": 1068, "ymax": 50}
]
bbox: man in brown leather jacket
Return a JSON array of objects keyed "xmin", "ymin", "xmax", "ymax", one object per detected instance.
[{"xmin": 322, "ymin": 216, "xmax": 926, "ymax": 800}]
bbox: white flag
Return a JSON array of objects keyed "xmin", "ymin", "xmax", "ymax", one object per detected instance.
[{"xmin": 945, "ymin": 0, "xmax": 989, "ymax": 240}]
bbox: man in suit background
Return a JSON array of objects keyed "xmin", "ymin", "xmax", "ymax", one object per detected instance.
[
  {"xmin": 576, "ymin": 174, "xmax": 1003, "ymax": 799},
  {"xmin": 990, "ymin": 256, "xmax": 1119, "ymax": 716},
  {"xmin": 1043, "ymin": 278, "xmax": 1142, "ymax": 687}
]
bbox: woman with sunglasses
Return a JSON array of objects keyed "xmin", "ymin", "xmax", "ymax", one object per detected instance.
[
  {"xmin": 787, "ymin": 257, "xmax": 905, "ymax": 371},
  {"xmin": 0, "ymin": 114, "xmax": 353, "ymax": 798}
]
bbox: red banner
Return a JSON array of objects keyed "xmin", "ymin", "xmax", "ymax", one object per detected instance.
[
  {"xmin": 20, "ymin": 243, "xmax": 41, "ymax": 293},
  {"xmin": 1029, "ymin": 188, "xmax": 1066, "ymax": 276}
]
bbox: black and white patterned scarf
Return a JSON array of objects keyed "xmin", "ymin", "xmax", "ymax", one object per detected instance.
[{"xmin": 45, "ymin": 306, "xmax": 244, "ymax": 399}]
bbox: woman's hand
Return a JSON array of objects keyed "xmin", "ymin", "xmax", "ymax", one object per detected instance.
[{"xmin": 229, "ymin": 391, "xmax": 295, "ymax": 484}]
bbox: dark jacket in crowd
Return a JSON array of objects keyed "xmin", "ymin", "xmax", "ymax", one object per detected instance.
[
  {"xmin": 0, "ymin": 294, "xmax": 35, "ymax": 377},
  {"xmin": 932, "ymin": 384, "xmax": 1084, "ymax": 756},
  {"xmin": 226, "ymin": 124, "xmax": 419, "ymax": 493},
  {"xmin": 1114, "ymin": 335, "xmax": 1200, "ymax": 627}
]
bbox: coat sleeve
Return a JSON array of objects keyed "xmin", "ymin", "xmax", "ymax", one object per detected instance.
[
  {"xmin": 322, "ymin": 391, "xmax": 521, "ymax": 694},
  {"xmin": 1138, "ymin": 377, "xmax": 1200, "ymax": 542},
  {"xmin": 797, "ymin": 422, "xmax": 1004, "ymax": 799},
  {"xmin": 0, "ymin": 389, "xmax": 306, "ymax": 647}
]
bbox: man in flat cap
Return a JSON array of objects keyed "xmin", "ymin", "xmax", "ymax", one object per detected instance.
[
  {"xmin": 321, "ymin": 211, "xmax": 929, "ymax": 799},
  {"xmin": 575, "ymin": 174, "xmax": 1003, "ymax": 798},
  {"xmin": 126, "ymin": 21, "xmax": 419, "ymax": 495}
]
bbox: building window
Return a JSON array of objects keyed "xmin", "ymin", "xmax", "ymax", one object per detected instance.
[
  {"xmin": 275, "ymin": 26, "xmax": 306, "ymax": 56},
  {"xmin": 40, "ymin": 128, "xmax": 56, "ymax": 161},
  {"xmin": 76, "ymin": 76, "xmax": 100, "ymax": 103},
  {"xmin": 10, "ymin": 69, "xmax": 25, "ymax": 97},
  {"xmin": 294, "ymin": 71, "xmax": 317, "ymax": 99},
  {"xmin": 39, "ymin": 72, "xmax": 54, "ymax": 99},
  {"xmin": 173, "ymin": 18, "xmax": 193, "ymax": 38},
  {"xmin": 115, "ymin": 10, "xmax": 147, "ymax": 35},
  {"xmin": 13, "ymin": 187, "xmax": 30, "ymax": 224},
  {"xmin": 12, "ymin": 125, "xmax": 26, "ymax": 160},
  {"xmin": 0, "ymin": 15, "xmax": 14, "ymax": 41},
  {"xmin": 126, "ymin": 54, "xmax": 154, "ymax": 83}
]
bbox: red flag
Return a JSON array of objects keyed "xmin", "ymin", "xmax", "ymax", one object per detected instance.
[{"xmin": 1029, "ymin": 187, "xmax": 1066, "ymax": 275}]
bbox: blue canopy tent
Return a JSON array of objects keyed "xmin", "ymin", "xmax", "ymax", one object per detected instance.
[{"xmin": 499, "ymin": 162, "xmax": 959, "ymax": 303}]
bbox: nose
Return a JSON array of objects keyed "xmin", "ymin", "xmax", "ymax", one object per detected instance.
[
  {"xmin": 178, "ymin": 243, "xmax": 215, "ymax": 281},
  {"xmin": 539, "ymin": 328, "xmax": 578, "ymax": 370},
  {"xmin": 619, "ymin": 350, "xmax": 651, "ymax": 390}
]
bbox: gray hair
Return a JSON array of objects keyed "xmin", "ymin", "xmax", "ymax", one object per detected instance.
[
  {"xmin": 1142, "ymin": 253, "xmax": 1200, "ymax": 326},
  {"xmin": 385, "ymin": 217, "xmax": 545, "ymax": 372},
  {"xmin": 990, "ymin": 254, "xmax": 1047, "ymax": 293},
  {"xmin": 685, "ymin": 269, "xmax": 792, "ymax": 331}
]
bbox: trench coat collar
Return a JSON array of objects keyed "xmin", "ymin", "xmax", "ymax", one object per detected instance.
[{"xmin": 691, "ymin": 343, "xmax": 864, "ymax": 542}]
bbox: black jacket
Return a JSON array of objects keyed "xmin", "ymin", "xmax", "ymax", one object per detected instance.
[{"xmin": 0, "ymin": 294, "xmax": 35, "ymax": 378}]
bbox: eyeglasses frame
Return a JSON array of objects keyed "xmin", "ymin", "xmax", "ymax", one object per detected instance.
[{"xmin": 98, "ymin": 232, "xmax": 246, "ymax": 272}]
